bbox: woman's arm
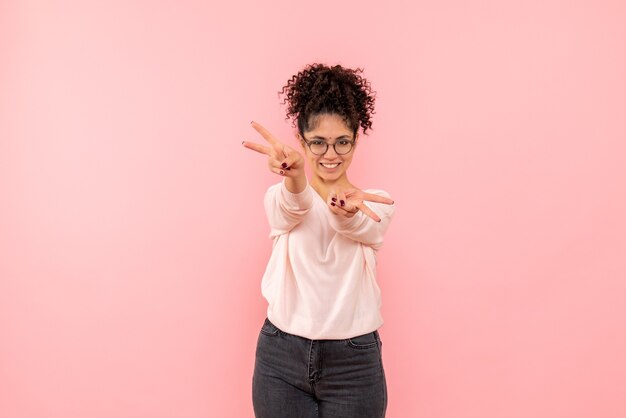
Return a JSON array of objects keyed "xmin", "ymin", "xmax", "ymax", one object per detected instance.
[
  {"xmin": 326, "ymin": 189, "xmax": 396, "ymax": 250},
  {"xmin": 242, "ymin": 121, "xmax": 309, "ymax": 238},
  {"xmin": 264, "ymin": 178, "xmax": 313, "ymax": 238}
]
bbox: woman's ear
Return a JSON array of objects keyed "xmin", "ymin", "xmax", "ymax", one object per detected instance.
[{"xmin": 297, "ymin": 132, "xmax": 306, "ymax": 149}]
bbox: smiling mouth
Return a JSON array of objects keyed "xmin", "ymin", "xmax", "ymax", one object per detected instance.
[{"xmin": 320, "ymin": 162, "xmax": 340, "ymax": 169}]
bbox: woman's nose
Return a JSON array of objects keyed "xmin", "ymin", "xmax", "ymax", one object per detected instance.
[{"xmin": 324, "ymin": 144, "xmax": 339, "ymax": 158}]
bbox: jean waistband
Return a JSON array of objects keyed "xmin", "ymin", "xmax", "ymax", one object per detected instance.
[{"xmin": 264, "ymin": 317, "xmax": 380, "ymax": 342}]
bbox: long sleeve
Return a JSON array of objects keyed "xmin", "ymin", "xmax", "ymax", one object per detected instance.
[
  {"xmin": 264, "ymin": 178, "xmax": 314, "ymax": 239},
  {"xmin": 327, "ymin": 190, "xmax": 396, "ymax": 250},
  {"xmin": 260, "ymin": 185, "xmax": 393, "ymax": 339}
]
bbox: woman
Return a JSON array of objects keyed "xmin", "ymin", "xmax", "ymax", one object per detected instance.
[{"xmin": 243, "ymin": 63, "xmax": 395, "ymax": 418}]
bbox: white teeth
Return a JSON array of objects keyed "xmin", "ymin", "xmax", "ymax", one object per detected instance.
[{"xmin": 321, "ymin": 163, "xmax": 339, "ymax": 168}]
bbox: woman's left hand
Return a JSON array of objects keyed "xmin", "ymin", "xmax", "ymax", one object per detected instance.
[{"xmin": 327, "ymin": 189, "xmax": 394, "ymax": 223}]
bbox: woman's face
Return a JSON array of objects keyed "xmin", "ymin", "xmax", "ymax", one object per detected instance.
[{"xmin": 297, "ymin": 113, "xmax": 358, "ymax": 182}]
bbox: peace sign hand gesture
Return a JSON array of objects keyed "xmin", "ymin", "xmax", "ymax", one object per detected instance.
[
  {"xmin": 327, "ymin": 188, "xmax": 395, "ymax": 223},
  {"xmin": 242, "ymin": 121, "xmax": 305, "ymax": 179}
]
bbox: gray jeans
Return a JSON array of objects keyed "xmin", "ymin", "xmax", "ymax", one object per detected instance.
[{"xmin": 252, "ymin": 317, "xmax": 387, "ymax": 418}]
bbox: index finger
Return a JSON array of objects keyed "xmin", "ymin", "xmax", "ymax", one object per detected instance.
[
  {"xmin": 361, "ymin": 192, "xmax": 395, "ymax": 205},
  {"xmin": 251, "ymin": 121, "xmax": 280, "ymax": 146},
  {"xmin": 356, "ymin": 203, "xmax": 382, "ymax": 222},
  {"xmin": 242, "ymin": 141, "xmax": 272, "ymax": 156}
]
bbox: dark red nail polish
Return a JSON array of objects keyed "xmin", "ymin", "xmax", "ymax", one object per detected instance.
[
  {"xmin": 280, "ymin": 170, "xmax": 284, "ymax": 175},
  {"xmin": 281, "ymin": 162, "xmax": 287, "ymax": 168},
  {"xmin": 340, "ymin": 200, "xmax": 345, "ymax": 206},
  {"xmin": 331, "ymin": 202, "xmax": 336, "ymax": 206},
  {"xmin": 331, "ymin": 197, "xmax": 337, "ymax": 202}
]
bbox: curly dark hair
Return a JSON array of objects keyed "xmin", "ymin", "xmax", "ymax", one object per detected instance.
[{"xmin": 278, "ymin": 63, "xmax": 376, "ymax": 138}]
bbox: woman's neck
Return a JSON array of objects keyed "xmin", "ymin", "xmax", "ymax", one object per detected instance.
[{"xmin": 310, "ymin": 175, "xmax": 355, "ymax": 201}]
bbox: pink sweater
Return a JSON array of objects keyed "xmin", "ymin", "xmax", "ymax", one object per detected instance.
[{"xmin": 261, "ymin": 178, "xmax": 396, "ymax": 340}]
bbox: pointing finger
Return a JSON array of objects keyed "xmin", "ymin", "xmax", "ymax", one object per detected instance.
[
  {"xmin": 242, "ymin": 141, "xmax": 272, "ymax": 155},
  {"xmin": 251, "ymin": 121, "xmax": 280, "ymax": 146},
  {"xmin": 361, "ymin": 192, "xmax": 395, "ymax": 205},
  {"xmin": 357, "ymin": 202, "xmax": 382, "ymax": 222}
]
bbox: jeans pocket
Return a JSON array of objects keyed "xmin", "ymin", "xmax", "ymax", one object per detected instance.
[
  {"xmin": 346, "ymin": 331, "xmax": 379, "ymax": 349},
  {"xmin": 260, "ymin": 318, "xmax": 280, "ymax": 336}
]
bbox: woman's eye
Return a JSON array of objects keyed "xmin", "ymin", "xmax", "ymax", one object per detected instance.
[
  {"xmin": 338, "ymin": 140, "xmax": 349, "ymax": 145},
  {"xmin": 311, "ymin": 141, "xmax": 325, "ymax": 146}
]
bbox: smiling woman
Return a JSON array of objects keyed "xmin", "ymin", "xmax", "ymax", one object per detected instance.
[
  {"xmin": 242, "ymin": 63, "xmax": 395, "ymax": 418},
  {"xmin": 298, "ymin": 113, "xmax": 358, "ymax": 190}
]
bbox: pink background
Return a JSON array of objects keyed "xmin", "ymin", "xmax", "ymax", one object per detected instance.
[{"xmin": 1, "ymin": 0, "xmax": 625, "ymax": 417}]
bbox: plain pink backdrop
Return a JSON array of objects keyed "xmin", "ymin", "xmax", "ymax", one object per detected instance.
[{"xmin": 1, "ymin": 0, "xmax": 625, "ymax": 417}]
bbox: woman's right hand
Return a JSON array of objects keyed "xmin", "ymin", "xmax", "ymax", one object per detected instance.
[{"xmin": 242, "ymin": 121, "xmax": 306, "ymax": 179}]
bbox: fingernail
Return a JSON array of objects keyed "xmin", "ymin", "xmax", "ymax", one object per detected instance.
[
  {"xmin": 281, "ymin": 162, "xmax": 287, "ymax": 168},
  {"xmin": 331, "ymin": 197, "xmax": 337, "ymax": 202},
  {"xmin": 331, "ymin": 202, "xmax": 336, "ymax": 206},
  {"xmin": 286, "ymin": 167, "xmax": 291, "ymax": 170},
  {"xmin": 280, "ymin": 170, "xmax": 284, "ymax": 175},
  {"xmin": 241, "ymin": 141, "xmax": 245, "ymax": 145},
  {"xmin": 250, "ymin": 120, "xmax": 254, "ymax": 124},
  {"xmin": 340, "ymin": 200, "xmax": 345, "ymax": 206}
]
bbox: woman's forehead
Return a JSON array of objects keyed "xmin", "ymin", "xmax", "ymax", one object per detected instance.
[{"xmin": 306, "ymin": 114, "xmax": 353, "ymax": 136}]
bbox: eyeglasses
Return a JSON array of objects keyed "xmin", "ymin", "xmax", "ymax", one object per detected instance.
[{"xmin": 301, "ymin": 136, "xmax": 355, "ymax": 155}]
